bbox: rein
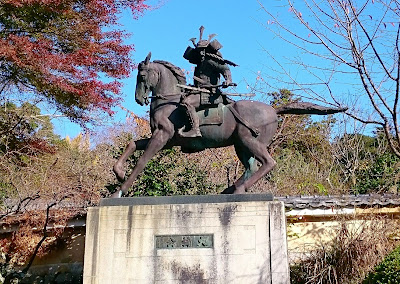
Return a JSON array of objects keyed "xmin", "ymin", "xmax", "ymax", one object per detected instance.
[{"xmin": 148, "ymin": 93, "xmax": 183, "ymax": 100}]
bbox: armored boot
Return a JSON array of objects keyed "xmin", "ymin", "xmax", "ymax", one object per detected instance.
[{"xmin": 178, "ymin": 104, "xmax": 202, "ymax": 138}]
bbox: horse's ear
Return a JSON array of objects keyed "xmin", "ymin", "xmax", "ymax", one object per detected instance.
[{"xmin": 144, "ymin": 52, "xmax": 151, "ymax": 65}]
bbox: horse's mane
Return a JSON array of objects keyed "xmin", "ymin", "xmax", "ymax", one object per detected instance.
[{"xmin": 153, "ymin": 60, "xmax": 187, "ymax": 85}]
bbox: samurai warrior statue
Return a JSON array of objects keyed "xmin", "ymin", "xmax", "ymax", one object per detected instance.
[{"xmin": 179, "ymin": 26, "xmax": 237, "ymax": 138}]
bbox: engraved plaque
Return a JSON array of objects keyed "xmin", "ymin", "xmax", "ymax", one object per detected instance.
[{"xmin": 155, "ymin": 234, "xmax": 213, "ymax": 249}]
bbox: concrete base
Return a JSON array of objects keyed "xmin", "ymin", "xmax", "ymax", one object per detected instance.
[{"xmin": 83, "ymin": 194, "xmax": 289, "ymax": 284}]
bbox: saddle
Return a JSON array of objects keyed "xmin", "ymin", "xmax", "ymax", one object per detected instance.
[
  {"xmin": 196, "ymin": 103, "xmax": 259, "ymax": 137},
  {"xmin": 197, "ymin": 104, "xmax": 224, "ymax": 126}
]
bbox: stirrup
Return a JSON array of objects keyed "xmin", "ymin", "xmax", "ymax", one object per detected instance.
[{"xmin": 178, "ymin": 126, "xmax": 202, "ymax": 138}]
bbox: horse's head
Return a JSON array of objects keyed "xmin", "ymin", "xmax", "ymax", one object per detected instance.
[{"xmin": 135, "ymin": 52, "xmax": 158, "ymax": 106}]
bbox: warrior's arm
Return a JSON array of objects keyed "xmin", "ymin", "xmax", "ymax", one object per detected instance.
[{"xmin": 208, "ymin": 59, "xmax": 232, "ymax": 85}]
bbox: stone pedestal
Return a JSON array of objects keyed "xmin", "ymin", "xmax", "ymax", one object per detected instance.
[{"xmin": 83, "ymin": 194, "xmax": 290, "ymax": 284}]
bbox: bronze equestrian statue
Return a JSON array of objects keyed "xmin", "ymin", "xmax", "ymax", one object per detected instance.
[{"xmin": 111, "ymin": 29, "xmax": 347, "ymax": 198}]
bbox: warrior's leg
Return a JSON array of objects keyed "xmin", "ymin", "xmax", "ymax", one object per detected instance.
[{"xmin": 179, "ymin": 94, "xmax": 202, "ymax": 138}]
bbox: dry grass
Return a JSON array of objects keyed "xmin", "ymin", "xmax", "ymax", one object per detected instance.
[{"xmin": 290, "ymin": 214, "xmax": 400, "ymax": 284}]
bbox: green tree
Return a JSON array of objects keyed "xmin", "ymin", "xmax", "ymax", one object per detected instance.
[
  {"xmin": 0, "ymin": 102, "xmax": 60, "ymax": 156},
  {"xmin": 265, "ymin": 90, "xmax": 341, "ymax": 195},
  {"xmin": 335, "ymin": 130, "xmax": 400, "ymax": 194}
]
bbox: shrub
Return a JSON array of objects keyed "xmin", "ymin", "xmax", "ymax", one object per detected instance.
[{"xmin": 363, "ymin": 245, "xmax": 400, "ymax": 283}]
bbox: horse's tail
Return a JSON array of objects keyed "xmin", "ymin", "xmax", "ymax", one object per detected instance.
[{"xmin": 275, "ymin": 102, "xmax": 347, "ymax": 115}]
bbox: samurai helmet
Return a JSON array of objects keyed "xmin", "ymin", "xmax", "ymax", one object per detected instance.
[{"xmin": 189, "ymin": 26, "xmax": 222, "ymax": 51}]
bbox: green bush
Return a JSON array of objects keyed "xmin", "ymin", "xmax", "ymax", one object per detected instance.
[
  {"xmin": 107, "ymin": 147, "xmax": 222, "ymax": 197},
  {"xmin": 363, "ymin": 245, "xmax": 400, "ymax": 284},
  {"xmin": 355, "ymin": 153, "xmax": 400, "ymax": 194}
]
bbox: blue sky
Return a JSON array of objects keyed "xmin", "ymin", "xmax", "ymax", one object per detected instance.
[
  {"xmin": 54, "ymin": 0, "xmax": 293, "ymax": 138},
  {"xmin": 55, "ymin": 0, "xmax": 383, "ymax": 138}
]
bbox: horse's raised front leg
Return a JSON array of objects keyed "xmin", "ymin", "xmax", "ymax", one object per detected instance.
[
  {"xmin": 118, "ymin": 127, "xmax": 173, "ymax": 196},
  {"xmin": 111, "ymin": 104, "xmax": 177, "ymax": 198},
  {"xmin": 113, "ymin": 138, "xmax": 150, "ymax": 182}
]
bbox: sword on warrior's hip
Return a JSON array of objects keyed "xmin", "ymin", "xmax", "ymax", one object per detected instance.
[{"xmin": 176, "ymin": 84, "xmax": 256, "ymax": 97}]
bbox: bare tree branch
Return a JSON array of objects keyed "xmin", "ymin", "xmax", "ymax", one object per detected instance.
[
  {"xmin": 259, "ymin": 0, "xmax": 400, "ymax": 156},
  {"xmin": 21, "ymin": 202, "xmax": 56, "ymax": 275}
]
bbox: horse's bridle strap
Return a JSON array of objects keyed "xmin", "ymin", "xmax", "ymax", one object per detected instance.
[{"xmin": 149, "ymin": 93, "xmax": 183, "ymax": 100}]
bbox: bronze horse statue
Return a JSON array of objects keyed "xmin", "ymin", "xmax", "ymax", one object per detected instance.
[{"xmin": 112, "ymin": 53, "xmax": 346, "ymax": 197}]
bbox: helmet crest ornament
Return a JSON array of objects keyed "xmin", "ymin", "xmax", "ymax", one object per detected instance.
[
  {"xmin": 189, "ymin": 26, "xmax": 219, "ymax": 50},
  {"xmin": 199, "ymin": 25, "xmax": 204, "ymax": 41}
]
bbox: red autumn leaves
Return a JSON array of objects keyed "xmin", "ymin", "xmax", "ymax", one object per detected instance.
[{"xmin": 0, "ymin": 0, "xmax": 148, "ymax": 123}]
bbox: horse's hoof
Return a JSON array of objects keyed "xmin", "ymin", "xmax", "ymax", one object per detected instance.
[
  {"xmin": 178, "ymin": 128, "xmax": 202, "ymax": 138},
  {"xmin": 110, "ymin": 190, "xmax": 123, "ymax": 198},
  {"xmin": 221, "ymin": 185, "xmax": 235, "ymax": 194},
  {"xmin": 233, "ymin": 186, "xmax": 246, "ymax": 194}
]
